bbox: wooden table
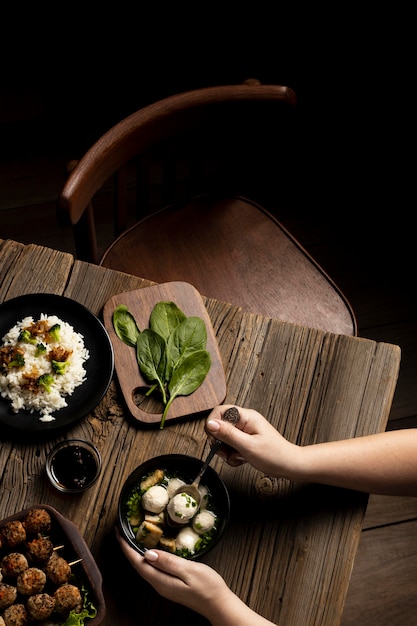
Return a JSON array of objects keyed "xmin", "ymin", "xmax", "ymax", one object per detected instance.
[{"xmin": 0, "ymin": 239, "xmax": 401, "ymax": 626}]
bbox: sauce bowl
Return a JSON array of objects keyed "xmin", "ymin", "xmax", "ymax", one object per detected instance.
[{"xmin": 46, "ymin": 439, "xmax": 102, "ymax": 493}]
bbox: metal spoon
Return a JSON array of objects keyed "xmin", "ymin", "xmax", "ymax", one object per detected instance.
[{"xmin": 167, "ymin": 407, "xmax": 240, "ymax": 524}]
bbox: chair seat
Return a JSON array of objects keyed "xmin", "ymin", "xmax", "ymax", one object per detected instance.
[{"xmin": 100, "ymin": 195, "xmax": 356, "ymax": 335}]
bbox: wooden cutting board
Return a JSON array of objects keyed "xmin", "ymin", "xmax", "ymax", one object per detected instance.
[{"xmin": 102, "ymin": 282, "xmax": 226, "ymax": 426}]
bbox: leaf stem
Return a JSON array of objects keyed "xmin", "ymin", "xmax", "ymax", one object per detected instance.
[
  {"xmin": 145, "ymin": 383, "xmax": 158, "ymax": 397},
  {"xmin": 160, "ymin": 396, "xmax": 174, "ymax": 429}
]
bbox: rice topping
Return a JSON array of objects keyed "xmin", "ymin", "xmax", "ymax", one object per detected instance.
[{"xmin": 0, "ymin": 314, "xmax": 89, "ymax": 422}]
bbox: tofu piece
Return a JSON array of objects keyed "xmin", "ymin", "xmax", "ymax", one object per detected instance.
[
  {"xmin": 136, "ymin": 521, "xmax": 163, "ymax": 548},
  {"xmin": 159, "ymin": 536, "xmax": 176, "ymax": 553},
  {"xmin": 140, "ymin": 469, "xmax": 165, "ymax": 491},
  {"xmin": 144, "ymin": 512, "xmax": 165, "ymax": 525}
]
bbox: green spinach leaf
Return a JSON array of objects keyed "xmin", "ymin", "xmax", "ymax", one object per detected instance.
[
  {"xmin": 136, "ymin": 329, "xmax": 167, "ymax": 404},
  {"xmin": 165, "ymin": 316, "xmax": 207, "ymax": 380},
  {"xmin": 113, "ymin": 302, "xmax": 212, "ymax": 428},
  {"xmin": 150, "ymin": 301, "xmax": 187, "ymax": 341},
  {"xmin": 113, "ymin": 304, "xmax": 141, "ymax": 347},
  {"xmin": 160, "ymin": 349, "xmax": 211, "ymax": 429}
]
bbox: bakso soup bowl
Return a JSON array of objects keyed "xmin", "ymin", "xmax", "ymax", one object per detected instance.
[{"xmin": 118, "ymin": 454, "xmax": 230, "ymax": 560}]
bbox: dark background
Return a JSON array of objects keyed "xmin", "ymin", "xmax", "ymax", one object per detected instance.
[{"xmin": 1, "ymin": 6, "xmax": 414, "ymax": 270}]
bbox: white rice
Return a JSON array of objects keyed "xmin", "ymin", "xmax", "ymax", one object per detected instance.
[{"xmin": 0, "ymin": 314, "xmax": 89, "ymax": 422}]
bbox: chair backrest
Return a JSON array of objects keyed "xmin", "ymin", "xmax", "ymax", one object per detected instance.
[
  {"xmin": 57, "ymin": 83, "xmax": 357, "ymax": 335},
  {"xmin": 58, "ymin": 82, "xmax": 298, "ymax": 263}
]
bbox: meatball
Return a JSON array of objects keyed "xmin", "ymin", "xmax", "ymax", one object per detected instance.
[
  {"xmin": 166, "ymin": 477, "xmax": 185, "ymax": 498},
  {"xmin": 142, "ymin": 485, "xmax": 169, "ymax": 514},
  {"xmin": 0, "ymin": 521, "xmax": 26, "ymax": 549},
  {"xmin": 2, "ymin": 602, "xmax": 29, "ymax": 626},
  {"xmin": 175, "ymin": 527, "xmax": 200, "ymax": 554},
  {"xmin": 16, "ymin": 567, "xmax": 46, "ymax": 595},
  {"xmin": 192, "ymin": 510, "xmax": 216, "ymax": 534},
  {"xmin": 1, "ymin": 553, "xmax": 28, "ymax": 578},
  {"xmin": 25, "ymin": 537, "xmax": 54, "ymax": 564},
  {"xmin": 44, "ymin": 553, "xmax": 71, "ymax": 585},
  {"xmin": 53, "ymin": 583, "xmax": 82, "ymax": 615},
  {"xmin": 167, "ymin": 492, "xmax": 198, "ymax": 524},
  {"xmin": 22, "ymin": 508, "xmax": 51, "ymax": 535},
  {"xmin": 26, "ymin": 592, "xmax": 55, "ymax": 621},
  {"xmin": 0, "ymin": 582, "xmax": 17, "ymax": 610}
]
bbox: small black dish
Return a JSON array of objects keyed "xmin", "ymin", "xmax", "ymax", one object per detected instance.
[
  {"xmin": 118, "ymin": 454, "xmax": 230, "ymax": 560},
  {"xmin": 46, "ymin": 439, "xmax": 102, "ymax": 493}
]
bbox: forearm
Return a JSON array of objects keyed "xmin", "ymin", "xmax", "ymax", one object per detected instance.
[
  {"xmin": 205, "ymin": 587, "xmax": 276, "ymax": 626},
  {"xmin": 287, "ymin": 429, "xmax": 417, "ymax": 496}
]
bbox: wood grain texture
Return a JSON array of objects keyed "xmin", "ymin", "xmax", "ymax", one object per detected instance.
[
  {"xmin": 102, "ymin": 281, "xmax": 226, "ymax": 424},
  {"xmin": 100, "ymin": 197, "xmax": 357, "ymax": 336},
  {"xmin": 341, "ymin": 519, "xmax": 417, "ymax": 626},
  {"xmin": 0, "ymin": 239, "xmax": 401, "ymax": 626}
]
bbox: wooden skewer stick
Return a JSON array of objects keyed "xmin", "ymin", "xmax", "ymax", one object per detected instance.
[{"xmin": 69, "ymin": 558, "xmax": 83, "ymax": 567}]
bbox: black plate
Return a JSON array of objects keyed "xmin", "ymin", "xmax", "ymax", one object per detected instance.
[
  {"xmin": 0, "ymin": 293, "xmax": 114, "ymax": 431},
  {"xmin": 118, "ymin": 454, "xmax": 230, "ymax": 560}
]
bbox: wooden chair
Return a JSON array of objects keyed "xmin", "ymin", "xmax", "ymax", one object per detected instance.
[{"xmin": 57, "ymin": 83, "xmax": 356, "ymax": 335}]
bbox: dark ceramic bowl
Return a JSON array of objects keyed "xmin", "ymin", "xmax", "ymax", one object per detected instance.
[
  {"xmin": 118, "ymin": 454, "xmax": 230, "ymax": 560},
  {"xmin": 0, "ymin": 504, "xmax": 105, "ymax": 624}
]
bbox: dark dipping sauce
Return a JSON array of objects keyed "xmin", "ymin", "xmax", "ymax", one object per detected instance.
[{"xmin": 50, "ymin": 444, "xmax": 99, "ymax": 491}]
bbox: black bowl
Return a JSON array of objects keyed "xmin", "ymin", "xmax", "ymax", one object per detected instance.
[{"xmin": 118, "ymin": 454, "xmax": 230, "ymax": 560}]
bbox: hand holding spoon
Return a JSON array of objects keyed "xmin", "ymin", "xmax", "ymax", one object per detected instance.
[{"xmin": 167, "ymin": 407, "xmax": 240, "ymax": 524}]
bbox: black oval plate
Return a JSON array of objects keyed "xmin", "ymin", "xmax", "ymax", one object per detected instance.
[{"xmin": 0, "ymin": 293, "xmax": 114, "ymax": 431}]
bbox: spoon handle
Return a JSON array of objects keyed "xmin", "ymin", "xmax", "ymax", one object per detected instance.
[
  {"xmin": 213, "ymin": 406, "xmax": 240, "ymax": 445},
  {"xmin": 195, "ymin": 439, "xmax": 223, "ymax": 482},
  {"xmin": 195, "ymin": 407, "xmax": 240, "ymax": 482}
]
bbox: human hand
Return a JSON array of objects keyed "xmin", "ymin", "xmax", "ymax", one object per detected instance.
[
  {"xmin": 115, "ymin": 528, "xmax": 231, "ymax": 620},
  {"xmin": 205, "ymin": 405, "xmax": 300, "ymax": 478}
]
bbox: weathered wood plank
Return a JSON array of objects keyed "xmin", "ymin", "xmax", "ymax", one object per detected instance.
[
  {"xmin": 341, "ymin": 519, "xmax": 417, "ymax": 626},
  {"xmin": 0, "ymin": 241, "xmax": 402, "ymax": 626},
  {"xmin": 0, "ymin": 240, "xmax": 74, "ymax": 298},
  {"xmin": 363, "ymin": 493, "xmax": 417, "ymax": 529}
]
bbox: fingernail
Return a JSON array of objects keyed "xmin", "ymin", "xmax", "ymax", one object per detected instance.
[
  {"xmin": 207, "ymin": 419, "xmax": 220, "ymax": 432},
  {"xmin": 145, "ymin": 550, "xmax": 159, "ymax": 562}
]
